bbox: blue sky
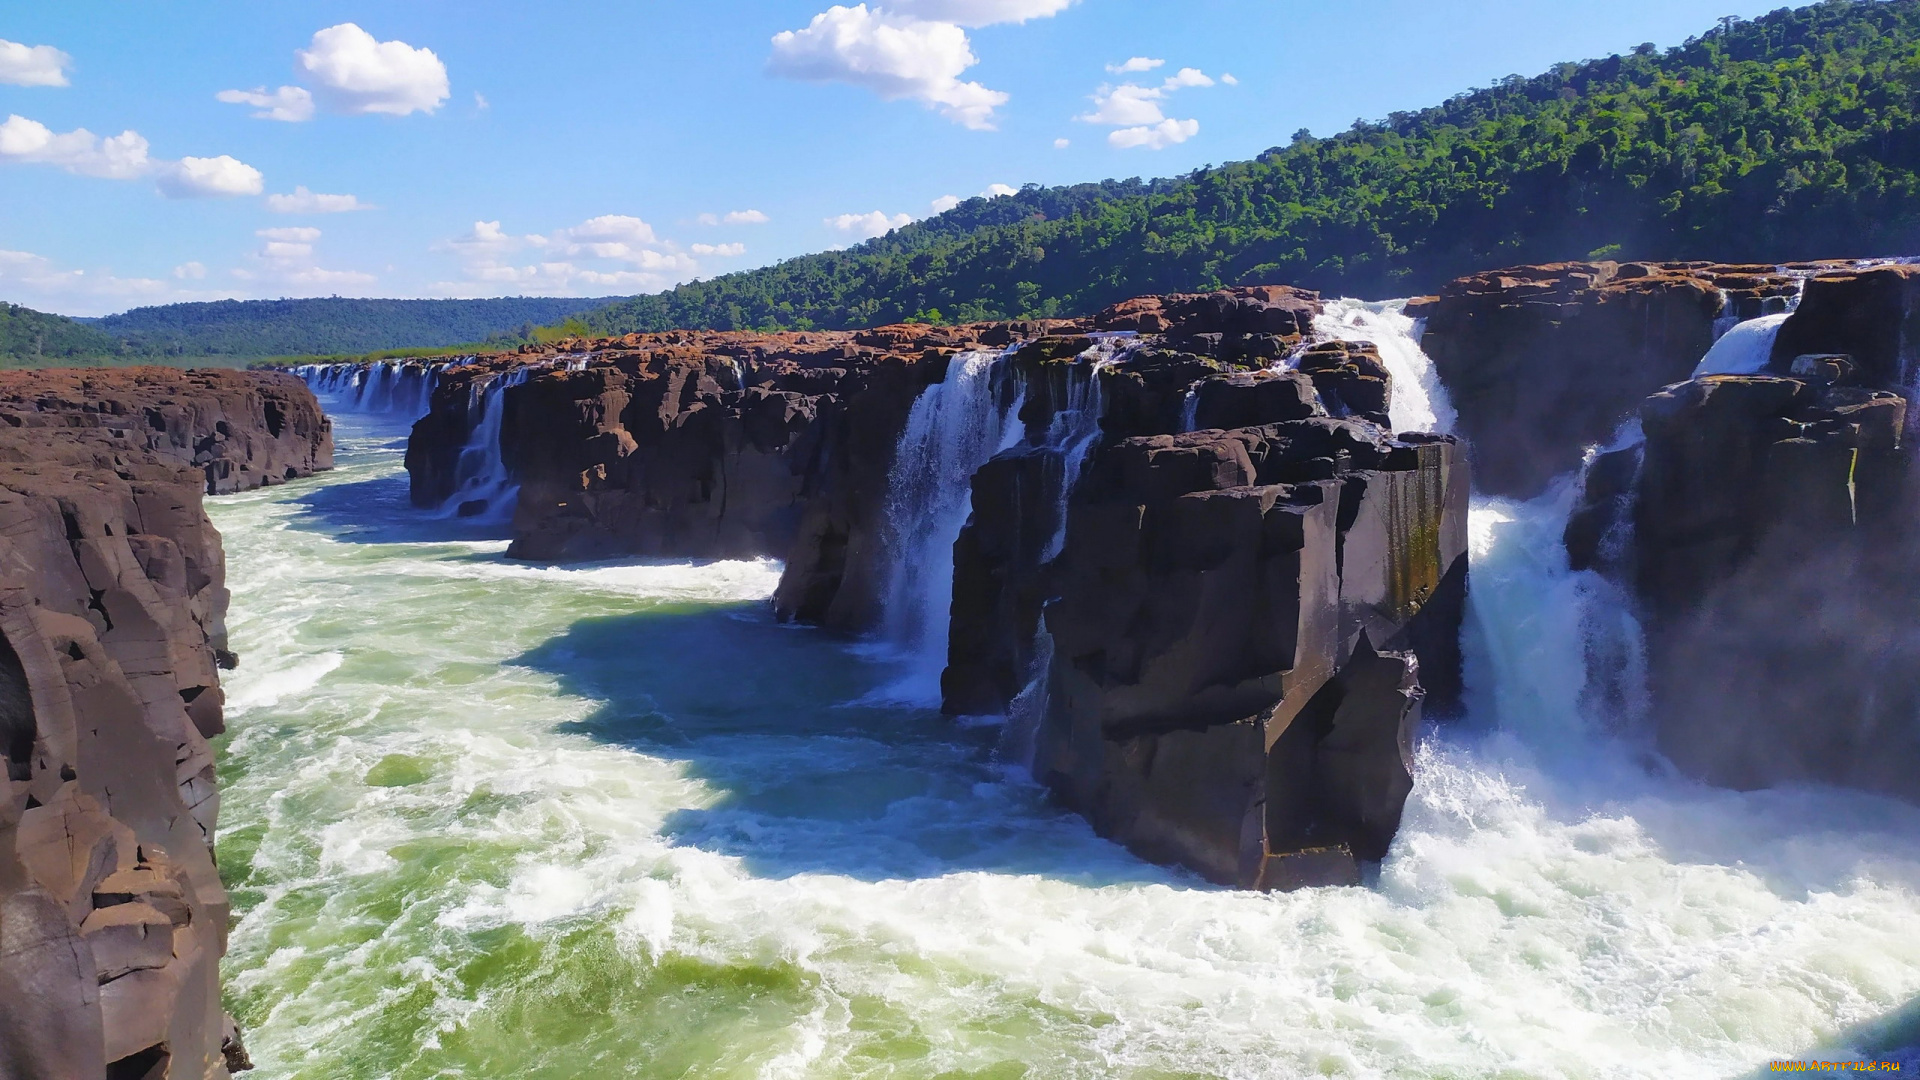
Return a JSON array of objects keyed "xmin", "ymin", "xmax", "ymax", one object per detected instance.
[{"xmin": 3, "ymin": 0, "xmax": 1794, "ymax": 316}]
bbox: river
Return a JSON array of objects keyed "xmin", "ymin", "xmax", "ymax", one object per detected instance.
[{"xmin": 208, "ymin": 409, "xmax": 1920, "ymax": 1078}]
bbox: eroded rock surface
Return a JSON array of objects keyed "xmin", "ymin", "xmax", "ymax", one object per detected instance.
[
  {"xmin": 1413, "ymin": 260, "xmax": 1847, "ymax": 497},
  {"xmin": 0, "ymin": 367, "xmax": 330, "ymax": 1080},
  {"xmin": 1569, "ymin": 265, "xmax": 1920, "ymax": 800}
]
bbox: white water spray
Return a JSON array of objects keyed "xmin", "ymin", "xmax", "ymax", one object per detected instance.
[
  {"xmin": 876, "ymin": 350, "xmax": 1026, "ymax": 703},
  {"xmin": 1312, "ymin": 297, "xmax": 1457, "ymax": 434},
  {"xmin": 441, "ymin": 366, "xmax": 534, "ymax": 519},
  {"xmin": 297, "ymin": 360, "xmax": 445, "ymax": 419}
]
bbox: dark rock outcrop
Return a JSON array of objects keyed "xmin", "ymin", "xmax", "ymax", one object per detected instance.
[
  {"xmin": 1032, "ymin": 423, "xmax": 1468, "ymax": 888},
  {"xmin": 394, "ymin": 285, "xmax": 1466, "ymax": 889},
  {"xmin": 0, "ymin": 367, "xmax": 330, "ymax": 1080},
  {"xmin": 1413, "ymin": 260, "xmax": 1845, "ymax": 497},
  {"xmin": 1570, "ymin": 266, "xmax": 1920, "ymax": 800}
]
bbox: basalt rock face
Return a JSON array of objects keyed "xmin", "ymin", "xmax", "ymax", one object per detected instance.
[
  {"xmin": 1570, "ymin": 267, "xmax": 1920, "ymax": 800},
  {"xmin": 941, "ymin": 288, "xmax": 1470, "ymax": 889},
  {"xmin": 1033, "ymin": 422, "xmax": 1468, "ymax": 889},
  {"xmin": 1412, "ymin": 260, "xmax": 1845, "ymax": 497},
  {"xmin": 0, "ymin": 368, "xmax": 330, "ymax": 1080}
]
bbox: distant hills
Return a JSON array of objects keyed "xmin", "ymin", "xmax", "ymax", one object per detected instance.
[
  {"xmin": 13, "ymin": 0, "xmax": 1920, "ymax": 364},
  {"xmin": 569, "ymin": 0, "xmax": 1920, "ymax": 333},
  {"xmin": 0, "ymin": 296, "xmax": 622, "ymax": 367}
]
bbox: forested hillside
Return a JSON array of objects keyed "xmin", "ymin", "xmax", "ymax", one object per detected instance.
[
  {"xmin": 575, "ymin": 0, "xmax": 1920, "ymax": 333},
  {"xmin": 92, "ymin": 296, "xmax": 622, "ymax": 358},
  {"xmin": 0, "ymin": 303, "xmax": 131, "ymax": 367}
]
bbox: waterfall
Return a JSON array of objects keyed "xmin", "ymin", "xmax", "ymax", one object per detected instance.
[
  {"xmin": 1311, "ymin": 298, "xmax": 1457, "ymax": 434},
  {"xmin": 1692, "ymin": 313, "xmax": 1789, "ymax": 377},
  {"xmin": 876, "ymin": 349, "xmax": 1026, "ymax": 703},
  {"xmin": 1711, "ymin": 289, "xmax": 1741, "ymax": 341},
  {"xmin": 440, "ymin": 366, "xmax": 534, "ymax": 520},
  {"xmin": 1179, "ymin": 385, "xmax": 1201, "ymax": 432},
  {"xmin": 1037, "ymin": 340, "xmax": 1124, "ymax": 562},
  {"xmin": 296, "ymin": 360, "xmax": 447, "ymax": 419}
]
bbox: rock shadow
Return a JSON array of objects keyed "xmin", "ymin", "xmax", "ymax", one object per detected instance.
[
  {"xmin": 509, "ymin": 603, "xmax": 1185, "ymax": 888},
  {"xmin": 284, "ymin": 471, "xmax": 516, "ymax": 546}
]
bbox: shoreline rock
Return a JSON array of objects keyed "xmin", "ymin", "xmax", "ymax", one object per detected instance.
[{"xmin": 0, "ymin": 367, "xmax": 331, "ymax": 1080}]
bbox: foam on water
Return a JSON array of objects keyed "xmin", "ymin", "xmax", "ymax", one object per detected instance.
[
  {"xmin": 1312, "ymin": 297, "xmax": 1458, "ymax": 435},
  {"xmin": 210, "ymin": 412, "xmax": 1920, "ymax": 1078},
  {"xmin": 1693, "ymin": 312, "xmax": 1791, "ymax": 377}
]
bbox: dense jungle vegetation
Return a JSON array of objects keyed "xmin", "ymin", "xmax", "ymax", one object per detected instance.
[{"xmin": 573, "ymin": 0, "xmax": 1920, "ymax": 333}]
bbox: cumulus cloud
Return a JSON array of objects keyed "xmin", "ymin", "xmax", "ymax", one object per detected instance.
[
  {"xmin": 438, "ymin": 215, "xmax": 704, "ymax": 298},
  {"xmin": 769, "ymin": 5, "xmax": 1008, "ymax": 129},
  {"xmin": 1106, "ymin": 56, "xmax": 1162, "ymax": 74},
  {"xmin": 884, "ymin": 0, "xmax": 1076, "ymax": 25},
  {"xmin": 827, "ymin": 210, "xmax": 914, "ymax": 238},
  {"xmin": 297, "ymin": 23, "xmax": 449, "ymax": 116},
  {"xmin": 1053, "ymin": 137, "xmax": 1070, "ymax": 148},
  {"xmin": 238, "ymin": 225, "xmax": 377, "ymax": 289},
  {"xmin": 1076, "ymin": 66, "xmax": 1219, "ymax": 150},
  {"xmin": 930, "ymin": 194, "xmax": 961, "ymax": 213},
  {"xmin": 0, "ymin": 40, "xmax": 72, "ymax": 87},
  {"xmin": 157, "ymin": 155, "xmax": 264, "ymax": 198},
  {"xmin": 173, "ymin": 262, "xmax": 206, "ymax": 280},
  {"xmin": 216, "ymin": 85, "xmax": 315, "ymax": 122},
  {"xmin": 0, "ymin": 248, "xmax": 210, "ymax": 317},
  {"xmin": 1109, "ymin": 118, "xmax": 1199, "ymax": 150},
  {"xmin": 266, "ymin": 186, "xmax": 370, "ymax": 213},
  {"xmin": 697, "ymin": 209, "xmax": 770, "ymax": 226},
  {"xmin": 0, "ymin": 115, "xmax": 149, "ymax": 178},
  {"xmin": 983, "ymin": 182, "xmax": 1017, "ymax": 197},
  {"xmin": 0, "ymin": 113, "xmax": 270, "ymax": 196},
  {"xmin": 1221, "ymin": 73, "xmax": 1239, "ymax": 86}
]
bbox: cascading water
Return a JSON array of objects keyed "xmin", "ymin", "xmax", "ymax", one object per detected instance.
[
  {"xmin": 297, "ymin": 359, "xmax": 446, "ymax": 418},
  {"xmin": 875, "ymin": 349, "xmax": 1026, "ymax": 703},
  {"xmin": 1693, "ymin": 312, "xmax": 1790, "ymax": 376},
  {"xmin": 1179, "ymin": 385, "xmax": 1201, "ymax": 432},
  {"xmin": 1312, "ymin": 297, "xmax": 1458, "ymax": 434},
  {"xmin": 440, "ymin": 365, "xmax": 534, "ymax": 519}
]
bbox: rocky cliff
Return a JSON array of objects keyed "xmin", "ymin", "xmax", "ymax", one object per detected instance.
[
  {"xmin": 0, "ymin": 368, "xmax": 331, "ymax": 1080},
  {"xmin": 392, "ymin": 287, "xmax": 1467, "ymax": 890},
  {"xmin": 1567, "ymin": 263, "xmax": 1920, "ymax": 799},
  {"xmin": 1412, "ymin": 260, "xmax": 1848, "ymax": 497}
]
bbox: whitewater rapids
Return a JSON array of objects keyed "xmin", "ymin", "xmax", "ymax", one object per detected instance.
[{"xmin": 209, "ymin": 413, "xmax": 1920, "ymax": 1078}]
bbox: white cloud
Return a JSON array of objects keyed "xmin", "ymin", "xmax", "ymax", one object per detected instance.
[
  {"xmin": 157, "ymin": 155, "xmax": 264, "ymax": 198},
  {"xmin": 1077, "ymin": 83, "xmax": 1166, "ymax": 127},
  {"xmin": 827, "ymin": 210, "xmax": 914, "ymax": 239},
  {"xmin": 266, "ymin": 185, "xmax": 370, "ymax": 213},
  {"xmin": 726, "ymin": 209, "xmax": 770, "ymax": 225},
  {"xmin": 1053, "ymin": 137, "xmax": 1070, "ymax": 148},
  {"xmin": 883, "ymin": 0, "xmax": 1075, "ymax": 25},
  {"xmin": 0, "ymin": 248, "xmax": 209, "ymax": 317},
  {"xmin": 1106, "ymin": 56, "xmax": 1162, "ymax": 74},
  {"xmin": 1076, "ymin": 67, "xmax": 1217, "ymax": 151},
  {"xmin": 297, "ymin": 23, "xmax": 449, "ymax": 116},
  {"xmin": 0, "ymin": 114, "xmax": 150, "ymax": 178},
  {"xmin": 769, "ymin": 5, "xmax": 1008, "ymax": 130},
  {"xmin": 173, "ymin": 262, "xmax": 206, "ymax": 280},
  {"xmin": 438, "ymin": 216, "xmax": 700, "ymax": 297},
  {"xmin": 258, "ymin": 226, "xmax": 322, "ymax": 244},
  {"xmin": 930, "ymin": 194, "xmax": 961, "ymax": 213},
  {"xmin": 474, "ymin": 91, "xmax": 489, "ymax": 110},
  {"xmin": 1109, "ymin": 117, "xmax": 1198, "ymax": 150},
  {"xmin": 1221, "ymin": 73, "xmax": 1239, "ymax": 86},
  {"xmin": 216, "ymin": 85, "xmax": 315, "ymax": 122},
  {"xmin": 983, "ymin": 182, "xmax": 1017, "ymax": 198},
  {"xmin": 0, "ymin": 40, "xmax": 71, "ymax": 87}
]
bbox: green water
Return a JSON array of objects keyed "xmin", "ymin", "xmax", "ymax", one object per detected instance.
[{"xmin": 209, "ymin": 414, "xmax": 1920, "ymax": 1078}]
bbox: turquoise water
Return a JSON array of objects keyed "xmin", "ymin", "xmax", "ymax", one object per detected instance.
[{"xmin": 210, "ymin": 414, "xmax": 1920, "ymax": 1078}]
